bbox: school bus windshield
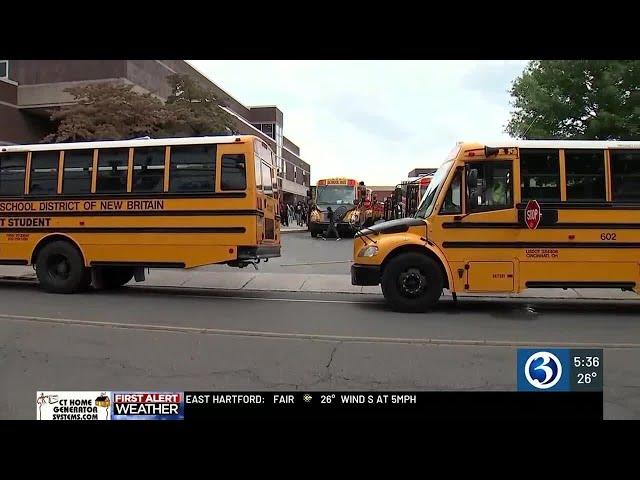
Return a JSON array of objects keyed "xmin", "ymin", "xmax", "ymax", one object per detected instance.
[
  {"xmin": 316, "ymin": 185, "xmax": 355, "ymax": 205},
  {"xmin": 414, "ymin": 160, "xmax": 453, "ymax": 218}
]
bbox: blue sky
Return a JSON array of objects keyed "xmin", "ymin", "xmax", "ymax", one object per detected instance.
[{"xmin": 188, "ymin": 60, "xmax": 528, "ymax": 186}]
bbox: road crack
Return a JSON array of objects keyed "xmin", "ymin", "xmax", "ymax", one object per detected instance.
[{"xmin": 326, "ymin": 344, "xmax": 339, "ymax": 369}]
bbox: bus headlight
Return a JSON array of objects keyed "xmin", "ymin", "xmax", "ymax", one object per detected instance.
[{"xmin": 358, "ymin": 245, "xmax": 379, "ymax": 257}]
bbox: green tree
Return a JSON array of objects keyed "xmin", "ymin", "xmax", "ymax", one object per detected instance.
[
  {"xmin": 44, "ymin": 83, "xmax": 167, "ymax": 142},
  {"xmin": 43, "ymin": 74, "xmax": 238, "ymax": 143},
  {"xmin": 506, "ymin": 60, "xmax": 640, "ymax": 140},
  {"xmin": 161, "ymin": 73, "xmax": 238, "ymax": 137}
]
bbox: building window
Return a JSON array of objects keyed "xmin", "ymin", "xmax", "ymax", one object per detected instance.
[
  {"xmin": 62, "ymin": 149, "xmax": 93, "ymax": 195},
  {"xmin": 221, "ymin": 154, "xmax": 246, "ymax": 190},
  {"xmin": 611, "ymin": 150, "xmax": 640, "ymax": 202},
  {"xmin": 0, "ymin": 61, "xmax": 8, "ymax": 80},
  {"xmin": 520, "ymin": 149, "xmax": 560, "ymax": 202},
  {"xmin": 96, "ymin": 148, "xmax": 129, "ymax": 194},
  {"xmin": 565, "ymin": 150, "xmax": 605, "ymax": 202},
  {"xmin": 30, "ymin": 151, "xmax": 60, "ymax": 196},
  {"xmin": 169, "ymin": 145, "xmax": 216, "ymax": 193},
  {"xmin": 254, "ymin": 123, "xmax": 275, "ymax": 139},
  {"xmin": 132, "ymin": 147, "xmax": 165, "ymax": 193},
  {"xmin": 294, "ymin": 166, "xmax": 297, "ymax": 181},
  {"xmin": 0, "ymin": 152, "xmax": 26, "ymax": 196}
]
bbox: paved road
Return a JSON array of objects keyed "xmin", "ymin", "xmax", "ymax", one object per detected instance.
[
  {"xmin": 199, "ymin": 231, "xmax": 354, "ymax": 274},
  {"xmin": 1, "ymin": 280, "xmax": 638, "ymax": 419}
]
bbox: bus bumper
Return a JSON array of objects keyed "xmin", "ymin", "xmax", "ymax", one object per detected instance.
[
  {"xmin": 237, "ymin": 245, "xmax": 281, "ymax": 259},
  {"xmin": 351, "ymin": 263, "xmax": 380, "ymax": 286}
]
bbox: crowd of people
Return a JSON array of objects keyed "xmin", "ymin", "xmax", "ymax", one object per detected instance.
[{"xmin": 279, "ymin": 199, "xmax": 308, "ymax": 228}]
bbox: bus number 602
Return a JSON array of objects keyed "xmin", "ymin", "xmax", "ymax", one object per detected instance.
[{"xmin": 601, "ymin": 233, "xmax": 616, "ymax": 241}]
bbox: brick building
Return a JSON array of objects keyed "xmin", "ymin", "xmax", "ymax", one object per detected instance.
[{"xmin": 0, "ymin": 60, "xmax": 311, "ymax": 204}]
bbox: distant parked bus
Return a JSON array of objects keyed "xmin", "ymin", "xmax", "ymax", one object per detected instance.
[
  {"xmin": 0, "ymin": 135, "xmax": 280, "ymax": 293},
  {"xmin": 308, "ymin": 177, "xmax": 380, "ymax": 237}
]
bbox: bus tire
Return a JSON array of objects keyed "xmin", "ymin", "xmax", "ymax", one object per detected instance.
[
  {"xmin": 93, "ymin": 267, "xmax": 135, "ymax": 290},
  {"xmin": 381, "ymin": 252, "xmax": 443, "ymax": 313},
  {"xmin": 35, "ymin": 240, "xmax": 89, "ymax": 294}
]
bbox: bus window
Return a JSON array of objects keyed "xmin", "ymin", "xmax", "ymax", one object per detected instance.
[
  {"xmin": 96, "ymin": 148, "xmax": 129, "ymax": 194},
  {"xmin": 169, "ymin": 145, "xmax": 216, "ymax": 193},
  {"xmin": 611, "ymin": 150, "xmax": 640, "ymax": 202},
  {"xmin": 254, "ymin": 154, "xmax": 262, "ymax": 191},
  {"xmin": 30, "ymin": 151, "xmax": 59, "ymax": 196},
  {"xmin": 221, "ymin": 154, "xmax": 246, "ymax": 190},
  {"xmin": 0, "ymin": 152, "xmax": 27, "ymax": 196},
  {"xmin": 440, "ymin": 169, "xmax": 461, "ymax": 214},
  {"xmin": 261, "ymin": 162, "xmax": 273, "ymax": 196},
  {"xmin": 565, "ymin": 150, "xmax": 605, "ymax": 202},
  {"xmin": 62, "ymin": 149, "xmax": 93, "ymax": 195},
  {"xmin": 468, "ymin": 161, "xmax": 512, "ymax": 211},
  {"xmin": 520, "ymin": 149, "xmax": 560, "ymax": 201},
  {"xmin": 133, "ymin": 147, "xmax": 165, "ymax": 193}
]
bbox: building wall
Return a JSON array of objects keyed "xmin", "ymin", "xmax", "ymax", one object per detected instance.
[
  {"xmin": 0, "ymin": 103, "xmax": 52, "ymax": 144},
  {"xmin": 9, "ymin": 60, "xmax": 126, "ymax": 85},
  {"xmin": 370, "ymin": 188, "xmax": 395, "ymax": 200},
  {"xmin": 283, "ymin": 136, "xmax": 300, "ymax": 156}
]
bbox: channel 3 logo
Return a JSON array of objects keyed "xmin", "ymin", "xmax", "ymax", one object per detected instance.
[{"xmin": 517, "ymin": 349, "xmax": 570, "ymax": 392}]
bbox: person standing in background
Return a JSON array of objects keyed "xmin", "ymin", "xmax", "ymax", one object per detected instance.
[{"xmin": 280, "ymin": 200, "xmax": 288, "ymax": 226}]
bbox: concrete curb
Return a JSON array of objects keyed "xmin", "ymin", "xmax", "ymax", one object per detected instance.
[{"xmin": 1, "ymin": 269, "xmax": 639, "ymax": 302}]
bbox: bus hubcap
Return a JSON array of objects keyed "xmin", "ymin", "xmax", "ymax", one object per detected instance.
[
  {"xmin": 48, "ymin": 255, "xmax": 70, "ymax": 280},
  {"xmin": 399, "ymin": 268, "xmax": 426, "ymax": 296}
]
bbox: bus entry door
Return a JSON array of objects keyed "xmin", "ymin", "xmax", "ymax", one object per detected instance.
[{"xmin": 465, "ymin": 261, "xmax": 514, "ymax": 292}]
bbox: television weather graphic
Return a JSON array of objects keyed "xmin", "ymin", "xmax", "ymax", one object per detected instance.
[
  {"xmin": 111, "ymin": 392, "xmax": 184, "ymax": 420},
  {"xmin": 517, "ymin": 349, "xmax": 570, "ymax": 392}
]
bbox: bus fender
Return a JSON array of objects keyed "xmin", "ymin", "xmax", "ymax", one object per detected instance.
[
  {"xmin": 381, "ymin": 239, "xmax": 454, "ymax": 292},
  {"xmin": 423, "ymin": 241, "xmax": 455, "ymax": 292}
]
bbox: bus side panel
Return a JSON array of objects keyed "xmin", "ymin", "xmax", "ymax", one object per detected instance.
[{"xmin": 519, "ymin": 260, "xmax": 640, "ymax": 288}]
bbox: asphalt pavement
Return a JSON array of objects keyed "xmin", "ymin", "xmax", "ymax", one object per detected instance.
[
  {"xmin": 200, "ymin": 230, "xmax": 354, "ymax": 274},
  {"xmin": 1, "ymin": 280, "xmax": 639, "ymax": 419}
]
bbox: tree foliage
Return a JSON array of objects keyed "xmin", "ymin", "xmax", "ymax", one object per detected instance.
[
  {"xmin": 44, "ymin": 74, "xmax": 238, "ymax": 143},
  {"xmin": 506, "ymin": 60, "xmax": 640, "ymax": 140}
]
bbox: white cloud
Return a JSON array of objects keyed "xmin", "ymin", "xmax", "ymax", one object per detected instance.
[{"xmin": 188, "ymin": 60, "xmax": 528, "ymax": 186}]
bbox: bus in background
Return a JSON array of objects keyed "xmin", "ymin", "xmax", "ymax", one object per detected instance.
[
  {"xmin": 403, "ymin": 174, "xmax": 434, "ymax": 216},
  {"xmin": 308, "ymin": 177, "xmax": 380, "ymax": 237},
  {"xmin": 0, "ymin": 135, "xmax": 279, "ymax": 293},
  {"xmin": 383, "ymin": 174, "xmax": 434, "ymax": 221},
  {"xmin": 352, "ymin": 140, "xmax": 640, "ymax": 312}
]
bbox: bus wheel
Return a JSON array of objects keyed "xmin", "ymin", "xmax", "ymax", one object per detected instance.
[
  {"xmin": 93, "ymin": 267, "xmax": 135, "ymax": 290},
  {"xmin": 35, "ymin": 241, "xmax": 90, "ymax": 294},
  {"xmin": 381, "ymin": 252, "xmax": 443, "ymax": 313}
]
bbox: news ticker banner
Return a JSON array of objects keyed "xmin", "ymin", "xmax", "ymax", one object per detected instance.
[{"xmin": 36, "ymin": 349, "xmax": 604, "ymax": 420}]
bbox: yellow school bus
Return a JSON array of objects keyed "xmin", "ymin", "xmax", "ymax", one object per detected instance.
[
  {"xmin": 0, "ymin": 135, "xmax": 280, "ymax": 293},
  {"xmin": 352, "ymin": 140, "xmax": 640, "ymax": 312},
  {"xmin": 309, "ymin": 177, "xmax": 379, "ymax": 237}
]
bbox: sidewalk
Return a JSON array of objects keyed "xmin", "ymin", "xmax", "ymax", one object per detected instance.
[
  {"xmin": 281, "ymin": 226, "xmax": 308, "ymax": 233},
  {"xmin": 1, "ymin": 265, "xmax": 639, "ymax": 300}
]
